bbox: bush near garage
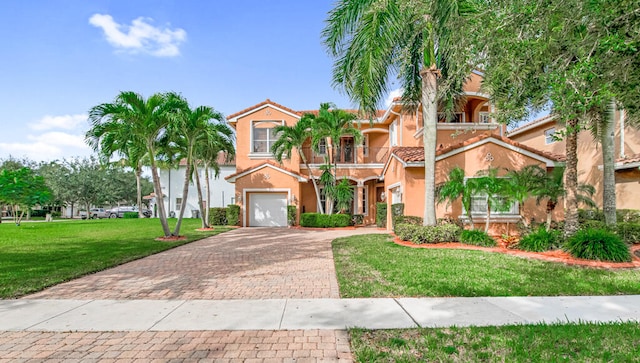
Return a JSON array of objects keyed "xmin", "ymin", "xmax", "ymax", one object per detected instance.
[
  {"xmin": 209, "ymin": 207, "xmax": 227, "ymax": 226},
  {"xmin": 300, "ymin": 213, "xmax": 351, "ymax": 228},
  {"xmin": 226, "ymin": 205, "xmax": 240, "ymax": 226}
]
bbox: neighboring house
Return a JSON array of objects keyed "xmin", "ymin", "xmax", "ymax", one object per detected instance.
[
  {"xmin": 508, "ymin": 112, "xmax": 640, "ymax": 211},
  {"xmin": 158, "ymin": 153, "xmax": 236, "ymax": 218},
  {"xmin": 226, "ymin": 71, "xmax": 568, "ymax": 231}
]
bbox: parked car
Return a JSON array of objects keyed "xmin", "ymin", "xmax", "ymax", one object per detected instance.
[
  {"xmin": 89, "ymin": 208, "xmax": 108, "ymax": 219},
  {"xmin": 106, "ymin": 206, "xmax": 152, "ymax": 218}
]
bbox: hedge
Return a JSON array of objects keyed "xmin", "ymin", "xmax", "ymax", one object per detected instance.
[
  {"xmin": 226, "ymin": 205, "xmax": 240, "ymax": 226},
  {"xmin": 393, "ymin": 215, "xmax": 422, "ymax": 234},
  {"xmin": 616, "ymin": 222, "xmax": 640, "ymax": 244},
  {"xmin": 376, "ymin": 203, "xmax": 387, "ymax": 228},
  {"xmin": 209, "ymin": 207, "xmax": 227, "ymax": 226},
  {"xmin": 395, "ymin": 223, "xmax": 461, "ymax": 244},
  {"xmin": 123, "ymin": 212, "xmax": 138, "ymax": 219},
  {"xmin": 300, "ymin": 213, "xmax": 351, "ymax": 228}
]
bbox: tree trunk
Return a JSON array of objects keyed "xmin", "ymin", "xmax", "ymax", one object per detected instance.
[
  {"xmin": 193, "ymin": 161, "xmax": 209, "ymax": 229},
  {"xmin": 602, "ymin": 105, "xmax": 616, "ymax": 225},
  {"xmin": 136, "ymin": 164, "xmax": 143, "ymax": 218},
  {"xmin": 485, "ymin": 201, "xmax": 491, "ymax": 233},
  {"xmin": 420, "ymin": 66, "xmax": 438, "ymax": 226},
  {"xmin": 564, "ymin": 119, "xmax": 580, "ymax": 238},
  {"xmin": 149, "ymin": 149, "xmax": 172, "ymax": 237},
  {"xmin": 299, "ymin": 148, "xmax": 324, "ymax": 214},
  {"xmin": 204, "ymin": 161, "xmax": 211, "ymax": 225},
  {"xmin": 172, "ymin": 154, "xmax": 192, "ymax": 236}
]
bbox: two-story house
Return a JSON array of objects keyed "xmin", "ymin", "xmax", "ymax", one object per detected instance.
[
  {"xmin": 226, "ymin": 71, "xmax": 565, "ymax": 230},
  {"xmin": 508, "ymin": 112, "xmax": 640, "ymax": 211}
]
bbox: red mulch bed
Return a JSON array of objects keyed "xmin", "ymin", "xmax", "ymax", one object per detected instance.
[{"xmin": 393, "ymin": 236, "xmax": 640, "ymax": 269}]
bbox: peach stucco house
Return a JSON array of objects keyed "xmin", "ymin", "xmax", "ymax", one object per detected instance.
[
  {"xmin": 225, "ymin": 71, "xmax": 569, "ymax": 229},
  {"xmin": 508, "ymin": 112, "xmax": 640, "ymax": 211}
]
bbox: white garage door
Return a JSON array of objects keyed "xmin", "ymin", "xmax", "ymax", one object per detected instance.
[{"xmin": 249, "ymin": 193, "xmax": 288, "ymax": 227}]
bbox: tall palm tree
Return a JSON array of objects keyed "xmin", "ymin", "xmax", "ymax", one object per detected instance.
[
  {"xmin": 323, "ymin": 0, "xmax": 476, "ymax": 225},
  {"xmin": 167, "ymin": 102, "xmax": 233, "ymax": 235},
  {"xmin": 85, "ymin": 113, "xmax": 148, "ymax": 218},
  {"xmin": 270, "ymin": 116, "xmax": 324, "ymax": 214},
  {"xmin": 436, "ymin": 166, "xmax": 475, "ymax": 228},
  {"xmin": 192, "ymin": 122, "xmax": 235, "ymax": 229},
  {"xmin": 88, "ymin": 91, "xmax": 182, "ymax": 237},
  {"xmin": 311, "ymin": 103, "xmax": 362, "ymax": 214}
]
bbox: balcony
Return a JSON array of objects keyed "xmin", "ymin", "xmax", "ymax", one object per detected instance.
[{"xmin": 300, "ymin": 147, "xmax": 389, "ymax": 165}]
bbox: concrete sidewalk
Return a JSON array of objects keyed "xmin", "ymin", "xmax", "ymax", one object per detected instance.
[{"xmin": 2, "ymin": 295, "xmax": 639, "ymax": 332}]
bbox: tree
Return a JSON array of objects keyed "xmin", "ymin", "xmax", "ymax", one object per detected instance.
[
  {"xmin": 271, "ymin": 116, "xmax": 324, "ymax": 214},
  {"xmin": 323, "ymin": 0, "xmax": 476, "ymax": 225},
  {"xmin": 477, "ymin": 0, "xmax": 640, "ymax": 237},
  {"xmin": 472, "ymin": 168, "xmax": 512, "ymax": 233},
  {"xmin": 0, "ymin": 167, "xmax": 51, "ymax": 225},
  {"xmin": 505, "ymin": 165, "xmax": 548, "ymax": 226},
  {"xmin": 436, "ymin": 167, "xmax": 475, "ymax": 228},
  {"xmin": 88, "ymin": 91, "xmax": 184, "ymax": 237},
  {"xmin": 310, "ymin": 103, "xmax": 362, "ymax": 214},
  {"xmin": 531, "ymin": 167, "xmax": 596, "ymax": 231}
]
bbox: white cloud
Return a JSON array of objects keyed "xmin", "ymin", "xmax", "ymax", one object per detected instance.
[
  {"xmin": 385, "ymin": 88, "xmax": 404, "ymax": 108},
  {"xmin": 0, "ymin": 142, "xmax": 64, "ymax": 161},
  {"xmin": 27, "ymin": 132, "xmax": 87, "ymax": 149},
  {"xmin": 29, "ymin": 114, "xmax": 87, "ymax": 131},
  {"xmin": 89, "ymin": 13, "xmax": 187, "ymax": 57}
]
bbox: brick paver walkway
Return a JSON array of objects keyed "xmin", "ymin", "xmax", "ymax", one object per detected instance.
[
  {"xmin": 14, "ymin": 227, "xmax": 387, "ymax": 362},
  {"xmin": 28, "ymin": 227, "xmax": 384, "ymax": 300}
]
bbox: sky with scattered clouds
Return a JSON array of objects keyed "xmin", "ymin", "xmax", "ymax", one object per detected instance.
[{"xmin": 0, "ymin": 1, "xmax": 403, "ymax": 162}]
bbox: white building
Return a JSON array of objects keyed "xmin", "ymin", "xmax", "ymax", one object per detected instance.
[{"xmin": 158, "ymin": 155, "xmax": 236, "ymax": 218}]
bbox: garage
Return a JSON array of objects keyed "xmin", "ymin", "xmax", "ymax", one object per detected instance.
[{"xmin": 248, "ymin": 192, "xmax": 288, "ymax": 227}]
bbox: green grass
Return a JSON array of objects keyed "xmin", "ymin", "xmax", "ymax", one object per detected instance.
[
  {"xmin": 350, "ymin": 322, "xmax": 640, "ymax": 362},
  {"xmin": 333, "ymin": 234, "xmax": 640, "ymax": 297},
  {"xmin": 0, "ymin": 219, "xmax": 231, "ymax": 298}
]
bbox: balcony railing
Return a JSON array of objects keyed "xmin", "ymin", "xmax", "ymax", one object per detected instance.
[{"xmin": 300, "ymin": 147, "xmax": 389, "ymax": 165}]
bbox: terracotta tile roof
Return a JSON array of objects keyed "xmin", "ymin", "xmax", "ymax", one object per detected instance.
[
  {"xmin": 390, "ymin": 135, "xmax": 566, "ymax": 163},
  {"xmin": 224, "ymin": 161, "xmax": 308, "ymax": 181},
  {"xmin": 617, "ymin": 153, "xmax": 640, "ymax": 165},
  {"xmin": 226, "ymin": 99, "xmax": 302, "ymax": 120}
]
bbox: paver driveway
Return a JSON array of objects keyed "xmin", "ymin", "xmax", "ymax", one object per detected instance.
[{"xmin": 27, "ymin": 227, "xmax": 386, "ymax": 300}]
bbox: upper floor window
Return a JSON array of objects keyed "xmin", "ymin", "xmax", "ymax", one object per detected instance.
[
  {"xmin": 544, "ymin": 127, "xmax": 556, "ymax": 144},
  {"xmin": 438, "ymin": 112, "xmax": 465, "ymax": 123},
  {"xmin": 390, "ymin": 121, "xmax": 398, "ymax": 146},
  {"xmin": 317, "ymin": 138, "xmax": 327, "ymax": 155},
  {"xmin": 252, "ymin": 121, "xmax": 281, "ymax": 153},
  {"xmin": 479, "ymin": 112, "xmax": 490, "ymax": 123}
]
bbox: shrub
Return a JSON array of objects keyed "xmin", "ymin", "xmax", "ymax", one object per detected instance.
[
  {"xmin": 351, "ymin": 214, "xmax": 364, "ymax": 226},
  {"xmin": 393, "ymin": 215, "xmax": 422, "ymax": 234},
  {"xmin": 391, "ymin": 203, "xmax": 404, "ymax": 218},
  {"xmin": 30, "ymin": 209, "xmax": 47, "ymax": 217},
  {"xmin": 460, "ymin": 229, "xmax": 496, "ymax": 247},
  {"xmin": 300, "ymin": 213, "xmax": 351, "ymax": 228},
  {"xmin": 123, "ymin": 212, "xmax": 138, "ymax": 219},
  {"xmin": 578, "ymin": 209, "xmax": 604, "ymax": 223},
  {"xmin": 225, "ymin": 205, "xmax": 240, "ymax": 226},
  {"xmin": 209, "ymin": 207, "xmax": 227, "ymax": 226},
  {"xmin": 376, "ymin": 203, "xmax": 387, "ymax": 228},
  {"xmin": 518, "ymin": 227, "xmax": 561, "ymax": 252},
  {"xmin": 437, "ymin": 217, "xmax": 463, "ymax": 228},
  {"xmin": 616, "ymin": 222, "xmax": 640, "ymax": 244},
  {"xmin": 617, "ymin": 209, "xmax": 640, "ymax": 223},
  {"xmin": 565, "ymin": 228, "xmax": 631, "ymax": 262},
  {"xmin": 580, "ymin": 219, "xmax": 608, "ymax": 231},
  {"xmin": 395, "ymin": 223, "xmax": 461, "ymax": 244},
  {"xmin": 287, "ymin": 205, "xmax": 297, "ymax": 226}
]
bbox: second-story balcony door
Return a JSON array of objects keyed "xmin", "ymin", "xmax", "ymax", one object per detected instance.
[{"xmin": 339, "ymin": 137, "xmax": 355, "ymax": 163}]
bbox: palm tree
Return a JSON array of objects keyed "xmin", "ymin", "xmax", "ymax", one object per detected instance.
[
  {"xmin": 192, "ymin": 122, "xmax": 235, "ymax": 229},
  {"xmin": 85, "ymin": 113, "xmax": 148, "ymax": 218},
  {"xmin": 270, "ymin": 116, "xmax": 324, "ymax": 214},
  {"xmin": 436, "ymin": 167, "xmax": 475, "ymax": 228},
  {"xmin": 311, "ymin": 103, "xmax": 362, "ymax": 214},
  {"xmin": 323, "ymin": 0, "xmax": 476, "ymax": 225},
  {"xmin": 532, "ymin": 167, "xmax": 596, "ymax": 231},
  {"xmin": 473, "ymin": 168, "xmax": 512, "ymax": 233},
  {"xmin": 505, "ymin": 165, "xmax": 547, "ymax": 227},
  {"xmin": 88, "ymin": 91, "xmax": 183, "ymax": 237}
]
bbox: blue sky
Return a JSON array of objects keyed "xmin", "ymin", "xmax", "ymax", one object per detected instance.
[{"xmin": 0, "ymin": 1, "xmax": 377, "ymax": 162}]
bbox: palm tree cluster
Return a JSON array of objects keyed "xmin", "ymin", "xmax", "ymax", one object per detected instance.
[
  {"xmin": 86, "ymin": 91, "xmax": 235, "ymax": 238},
  {"xmin": 271, "ymin": 102, "xmax": 362, "ymax": 215},
  {"xmin": 437, "ymin": 166, "xmax": 595, "ymax": 232}
]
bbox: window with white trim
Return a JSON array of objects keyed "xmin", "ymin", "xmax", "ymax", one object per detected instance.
[
  {"xmin": 317, "ymin": 138, "xmax": 327, "ymax": 155},
  {"xmin": 469, "ymin": 195, "xmax": 518, "ymax": 215},
  {"xmin": 479, "ymin": 112, "xmax": 490, "ymax": 123},
  {"xmin": 362, "ymin": 135, "xmax": 369, "ymax": 156},
  {"xmin": 438, "ymin": 112, "xmax": 465, "ymax": 123},
  {"xmin": 390, "ymin": 121, "xmax": 398, "ymax": 146},
  {"xmin": 252, "ymin": 121, "xmax": 281, "ymax": 153},
  {"xmin": 175, "ymin": 198, "xmax": 182, "ymax": 212},
  {"xmin": 360, "ymin": 186, "xmax": 369, "ymax": 215},
  {"xmin": 544, "ymin": 128, "xmax": 556, "ymax": 144}
]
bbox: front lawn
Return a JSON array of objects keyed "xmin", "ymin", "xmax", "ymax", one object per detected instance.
[
  {"xmin": 350, "ymin": 322, "xmax": 640, "ymax": 362},
  {"xmin": 0, "ymin": 219, "xmax": 231, "ymax": 298},
  {"xmin": 333, "ymin": 234, "xmax": 640, "ymax": 297}
]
